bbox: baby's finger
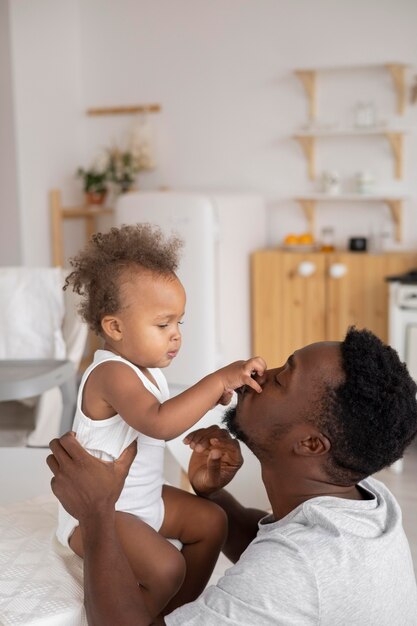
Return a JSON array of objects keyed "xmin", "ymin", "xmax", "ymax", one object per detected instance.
[
  {"xmin": 244, "ymin": 375, "xmax": 263, "ymax": 393},
  {"xmin": 248, "ymin": 356, "xmax": 267, "ymax": 375}
]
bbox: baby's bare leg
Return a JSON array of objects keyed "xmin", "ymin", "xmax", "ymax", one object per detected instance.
[
  {"xmin": 160, "ymin": 485, "xmax": 228, "ymax": 615},
  {"xmin": 69, "ymin": 511, "xmax": 185, "ymax": 618}
]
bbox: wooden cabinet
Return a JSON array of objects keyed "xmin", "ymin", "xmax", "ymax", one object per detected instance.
[{"xmin": 251, "ymin": 249, "xmax": 417, "ymax": 367}]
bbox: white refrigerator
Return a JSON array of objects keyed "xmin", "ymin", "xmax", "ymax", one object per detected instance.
[{"xmin": 115, "ymin": 191, "xmax": 270, "ymax": 508}]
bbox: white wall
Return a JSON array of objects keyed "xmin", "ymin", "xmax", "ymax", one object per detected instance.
[
  {"xmin": 3, "ymin": 0, "xmax": 417, "ymax": 264},
  {"xmin": 0, "ymin": 0, "xmax": 21, "ymax": 265},
  {"xmin": 77, "ymin": 0, "xmax": 417, "ymax": 251},
  {"xmin": 8, "ymin": 0, "xmax": 83, "ymax": 266}
]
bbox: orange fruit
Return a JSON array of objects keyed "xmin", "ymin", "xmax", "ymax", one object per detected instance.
[
  {"xmin": 298, "ymin": 232, "xmax": 314, "ymax": 245},
  {"xmin": 284, "ymin": 234, "xmax": 298, "ymax": 245}
]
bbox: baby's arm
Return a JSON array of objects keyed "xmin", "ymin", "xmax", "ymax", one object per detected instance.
[{"xmin": 92, "ymin": 357, "xmax": 266, "ymax": 440}]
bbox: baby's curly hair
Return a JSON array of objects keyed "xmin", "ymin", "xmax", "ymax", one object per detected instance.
[
  {"xmin": 64, "ymin": 223, "xmax": 183, "ymax": 336},
  {"xmin": 317, "ymin": 327, "xmax": 417, "ymax": 485}
]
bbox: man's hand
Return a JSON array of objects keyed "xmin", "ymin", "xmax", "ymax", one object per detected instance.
[
  {"xmin": 47, "ymin": 432, "xmax": 137, "ymax": 522},
  {"xmin": 184, "ymin": 426, "xmax": 243, "ymax": 497}
]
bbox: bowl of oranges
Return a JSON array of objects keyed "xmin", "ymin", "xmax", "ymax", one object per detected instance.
[{"xmin": 281, "ymin": 232, "xmax": 316, "ymax": 251}]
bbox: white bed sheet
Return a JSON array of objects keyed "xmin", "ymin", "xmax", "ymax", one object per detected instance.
[{"xmin": 0, "ymin": 495, "xmax": 86, "ymax": 625}]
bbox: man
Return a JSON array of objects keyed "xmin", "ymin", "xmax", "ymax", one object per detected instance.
[{"xmin": 48, "ymin": 328, "xmax": 417, "ymax": 625}]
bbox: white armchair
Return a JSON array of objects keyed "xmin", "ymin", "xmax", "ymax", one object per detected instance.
[{"xmin": 0, "ymin": 267, "xmax": 88, "ymax": 447}]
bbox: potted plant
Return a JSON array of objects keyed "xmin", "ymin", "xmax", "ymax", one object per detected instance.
[
  {"xmin": 106, "ymin": 148, "xmax": 142, "ymax": 194},
  {"xmin": 106, "ymin": 122, "xmax": 156, "ymax": 195},
  {"xmin": 76, "ymin": 154, "xmax": 109, "ymax": 205},
  {"xmin": 76, "ymin": 123, "xmax": 156, "ymax": 202}
]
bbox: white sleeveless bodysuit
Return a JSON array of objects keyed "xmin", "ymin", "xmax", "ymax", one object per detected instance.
[{"xmin": 56, "ymin": 349, "xmax": 169, "ymax": 547}]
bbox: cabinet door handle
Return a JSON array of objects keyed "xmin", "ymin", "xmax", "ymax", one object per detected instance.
[
  {"xmin": 297, "ymin": 261, "xmax": 316, "ymax": 277},
  {"xmin": 329, "ymin": 263, "xmax": 348, "ymax": 279}
]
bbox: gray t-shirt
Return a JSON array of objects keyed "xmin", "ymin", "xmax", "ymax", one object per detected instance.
[{"xmin": 166, "ymin": 477, "xmax": 417, "ymax": 625}]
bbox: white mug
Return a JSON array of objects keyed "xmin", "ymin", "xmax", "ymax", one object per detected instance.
[{"xmin": 321, "ymin": 171, "xmax": 340, "ymax": 195}]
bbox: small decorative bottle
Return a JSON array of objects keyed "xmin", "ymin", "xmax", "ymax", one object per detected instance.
[{"xmin": 320, "ymin": 226, "xmax": 335, "ymax": 252}]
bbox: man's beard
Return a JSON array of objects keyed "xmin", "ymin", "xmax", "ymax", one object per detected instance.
[
  {"xmin": 222, "ymin": 405, "xmax": 250, "ymax": 445},
  {"xmin": 223, "ymin": 405, "xmax": 278, "ymax": 462}
]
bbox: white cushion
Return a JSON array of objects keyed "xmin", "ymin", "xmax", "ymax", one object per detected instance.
[{"xmin": 0, "ymin": 268, "xmax": 66, "ymax": 360}]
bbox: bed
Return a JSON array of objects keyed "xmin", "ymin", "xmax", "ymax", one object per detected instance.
[
  {"xmin": 0, "ymin": 495, "xmax": 86, "ymax": 625},
  {"xmin": 0, "ymin": 444, "xmax": 186, "ymax": 625}
]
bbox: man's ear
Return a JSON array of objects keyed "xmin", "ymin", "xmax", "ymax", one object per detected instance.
[
  {"xmin": 294, "ymin": 433, "xmax": 331, "ymax": 457},
  {"xmin": 101, "ymin": 316, "xmax": 123, "ymax": 341}
]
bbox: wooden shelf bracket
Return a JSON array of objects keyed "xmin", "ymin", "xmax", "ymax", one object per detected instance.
[
  {"xmin": 296, "ymin": 198, "xmax": 316, "ymax": 234},
  {"xmin": 385, "ymin": 63, "xmax": 407, "ymax": 115},
  {"xmin": 295, "ymin": 70, "xmax": 317, "ymax": 120},
  {"xmin": 294, "ymin": 135, "xmax": 316, "ymax": 179},
  {"xmin": 384, "ymin": 198, "xmax": 403, "ymax": 242},
  {"xmin": 384, "ymin": 132, "xmax": 404, "ymax": 179}
]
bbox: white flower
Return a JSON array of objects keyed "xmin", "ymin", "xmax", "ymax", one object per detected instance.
[
  {"xmin": 93, "ymin": 150, "xmax": 111, "ymax": 174},
  {"xmin": 129, "ymin": 119, "xmax": 156, "ymax": 171}
]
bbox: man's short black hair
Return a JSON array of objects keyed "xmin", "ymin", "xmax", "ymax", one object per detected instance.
[{"xmin": 319, "ymin": 327, "xmax": 417, "ymax": 485}]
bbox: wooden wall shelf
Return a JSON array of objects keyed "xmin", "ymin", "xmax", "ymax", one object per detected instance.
[
  {"xmin": 295, "ymin": 62, "xmax": 409, "ymax": 119},
  {"xmin": 295, "ymin": 195, "xmax": 405, "ymax": 242},
  {"xmin": 50, "ymin": 189, "xmax": 114, "ymax": 267},
  {"xmin": 86, "ymin": 104, "xmax": 161, "ymax": 116},
  {"xmin": 293, "ymin": 130, "xmax": 407, "ymax": 180},
  {"xmin": 292, "ymin": 64, "xmax": 411, "ymax": 236}
]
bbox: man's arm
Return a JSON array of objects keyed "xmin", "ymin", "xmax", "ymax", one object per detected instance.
[
  {"xmin": 83, "ymin": 510, "xmax": 155, "ymax": 626},
  {"xmin": 47, "ymin": 428, "xmax": 268, "ymax": 624},
  {"xmin": 48, "ymin": 434, "xmax": 158, "ymax": 626},
  {"xmin": 185, "ymin": 426, "xmax": 268, "ymax": 563}
]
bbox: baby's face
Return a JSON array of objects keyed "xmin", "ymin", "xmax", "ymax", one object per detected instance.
[{"xmin": 115, "ymin": 270, "xmax": 186, "ymax": 369}]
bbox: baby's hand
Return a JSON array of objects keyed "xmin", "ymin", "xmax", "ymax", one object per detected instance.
[{"xmin": 218, "ymin": 356, "xmax": 267, "ymax": 394}]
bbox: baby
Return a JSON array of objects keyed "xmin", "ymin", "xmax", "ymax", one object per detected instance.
[{"xmin": 56, "ymin": 223, "xmax": 265, "ymax": 618}]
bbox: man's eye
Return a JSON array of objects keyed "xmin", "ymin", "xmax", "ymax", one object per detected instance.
[
  {"xmin": 158, "ymin": 324, "xmax": 168, "ymax": 328},
  {"xmin": 178, "ymin": 320, "xmax": 184, "ymax": 325}
]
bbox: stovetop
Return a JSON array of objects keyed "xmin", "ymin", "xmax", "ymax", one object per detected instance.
[{"xmin": 386, "ymin": 269, "xmax": 417, "ymax": 284}]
